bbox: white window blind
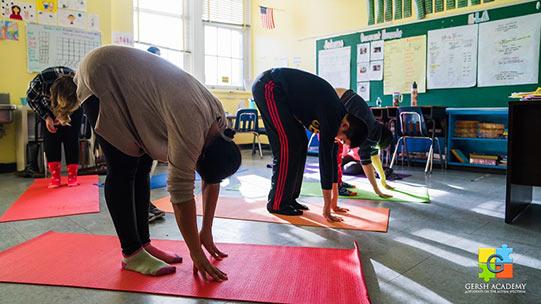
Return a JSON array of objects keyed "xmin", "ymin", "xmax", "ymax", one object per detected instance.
[{"xmin": 202, "ymin": 0, "xmax": 245, "ymax": 25}]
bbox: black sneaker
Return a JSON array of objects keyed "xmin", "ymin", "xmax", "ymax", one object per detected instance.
[
  {"xmin": 340, "ymin": 182, "xmax": 356, "ymax": 189},
  {"xmin": 148, "ymin": 203, "xmax": 165, "ymax": 222},
  {"xmin": 290, "ymin": 200, "xmax": 309, "ymax": 210},
  {"xmin": 267, "ymin": 204, "xmax": 303, "ymax": 216},
  {"xmin": 339, "ymin": 187, "xmax": 357, "ymax": 197}
]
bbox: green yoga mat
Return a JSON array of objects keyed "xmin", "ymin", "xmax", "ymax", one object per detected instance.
[{"xmin": 227, "ymin": 181, "xmax": 430, "ymax": 204}]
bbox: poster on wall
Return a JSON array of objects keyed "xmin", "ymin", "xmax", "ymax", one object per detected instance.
[
  {"xmin": 478, "ymin": 13, "xmax": 541, "ymax": 87},
  {"xmin": 58, "ymin": 0, "xmax": 86, "ymax": 12},
  {"xmin": 58, "ymin": 9, "xmax": 86, "ymax": 28},
  {"xmin": 357, "ymin": 43, "xmax": 370, "ymax": 63},
  {"xmin": 88, "ymin": 13, "xmax": 98, "ymax": 31},
  {"xmin": 112, "ymin": 31, "xmax": 134, "ymax": 47},
  {"xmin": 1, "ymin": 20, "xmax": 19, "ymax": 40},
  {"xmin": 357, "ymin": 82, "xmax": 370, "ymax": 101},
  {"xmin": 427, "ymin": 24, "xmax": 478, "ymax": 89},
  {"xmin": 357, "ymin": 62, "xmax": 371, "ymax": 82},
  {"xmin": 384, "ymin": 35, "xmax": 427, "ymax": 94},
  {"xmin": 370, "ymin": 40, "xmax": 384, "ymax": 61},
  {"xmin": 37, "ymin": 0, "xmax": 57, "ymax": 25},
  {"xmin": 1, "ymin": 0, "xmax": 35, "ymax": 22},
  {"xmin": 318, "ymin": 46, "xmax": 351, "ymax": 89},
  {"xmin": 370, "ymin": 60, "xmax": 383, "ymax": 80}
]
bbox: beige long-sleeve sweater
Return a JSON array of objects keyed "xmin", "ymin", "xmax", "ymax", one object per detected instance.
[{"xmin": 74, "ymin": 45, "xmax": 226, "ymax": 204}]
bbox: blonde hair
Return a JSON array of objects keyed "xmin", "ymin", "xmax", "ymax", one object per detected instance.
[{"xmin": 50, "ymin": 74, "xmax": 79, "ymax": 125}]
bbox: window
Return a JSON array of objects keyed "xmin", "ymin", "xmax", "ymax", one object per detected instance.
[
  {"xmin": 133, "ymin": 0, "xmax": 187, "ymax": 68},
  {"xmin": 202, "ymin": 0, "xmax": 249, "ymax": 89}
]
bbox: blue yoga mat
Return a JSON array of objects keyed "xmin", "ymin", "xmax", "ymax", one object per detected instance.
[{"xmin": 95, "ymin": 168, "xmax": 247, "ymax": 188}]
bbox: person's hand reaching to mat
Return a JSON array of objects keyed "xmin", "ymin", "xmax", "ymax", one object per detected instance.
[
  {"xmin": 375, "ymin": 189, "xmax": 392, "ymax": 198},
  {"xmin": 382, "ymin": 182, "xmax": 395, "ymax": 190},
  {"xmin": 191, "ymin": 249, "xmax": 228, "ymax": 282},
  {"xmin": 200, "ymin": 230, "xmax": 228, "ymax": 261}
]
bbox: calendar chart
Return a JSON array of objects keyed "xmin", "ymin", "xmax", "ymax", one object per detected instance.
[{"xmin": 27, "ymin": 23, "xmax": 101, "ymax": 72}]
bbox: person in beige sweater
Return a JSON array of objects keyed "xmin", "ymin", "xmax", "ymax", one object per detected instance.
[{"xmin": 51, "ymin": 45, "xmax": 241, "ymax": 282}]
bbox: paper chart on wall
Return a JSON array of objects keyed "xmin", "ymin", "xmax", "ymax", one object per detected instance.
[
  {"xmin": 384, "ymin": 35, "xmax": 427, "ymax": 95},
  {"xmin": 1, "ymin": 0, "xmax": 36, "ymax": 22},
  {"xmin": 58, "ymin": 9, "xmax": 86, "ymax": 28},
  {"xmin": 370, "ymin": 60, "xmax": 383, "ymax": 80},
  {"xmin": 370, "ymin": 40, "xmax": 384, "ymax": 60},
  {"xmin": 318, "ymin": 46, "xmax": 351, "ymax": 89},
  {"xmin": 478, "ymin": 13, "xmax": 541, "ymax": 87},
  {"xmin": 357, "ymin": 43, "xmax": 370, "ymax": 63},
  {"xmin": 26, "ymin": 23, "xmax": 101, "ymax": 72},
  {"xmin": 357, "ymin": 82, "xmax": 370, "ymax": 101},
  {"xmin": 357, "ymin": 62, "xmax": 371, "ymax": 82},
  {"xmin": 58, "ymin": 0, "xmax": 86, "ymax": 11},
  {"xmin": 427, "ymin": 24, "xmax": 478, "ymax": 89}
]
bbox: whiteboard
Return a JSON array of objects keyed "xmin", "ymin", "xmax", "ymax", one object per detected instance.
[
  {"xmin": 318, "ymin": 46, "xmax": 351, "ymax": 89},
  {"xmin": 427, "ymin": 24, "xmax": 478, "ymax": 89},
  {"xmin": 26, "ymin": 23, "xmax": 101, "ymax": 72},
  {"xmin": 478, "ymin": 13, "xmax": 541, "ymax": 87}
]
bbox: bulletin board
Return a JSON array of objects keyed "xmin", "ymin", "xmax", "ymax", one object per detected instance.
[
  {"xmin": 26, "ymin": 23, "xmax": 101, "ymax": 72},
  {"xmin": 316, "ymin": 1, "xmax": 541, "ymax": 108}
]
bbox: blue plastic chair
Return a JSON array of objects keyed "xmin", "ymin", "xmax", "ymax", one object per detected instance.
[
  {"xmin": 234, "ymin": 109, "xmax": 264, "ymax": 158},
  {"xmin": 390, "ymin": 107, "xmax": 444, "ymax": 173}
]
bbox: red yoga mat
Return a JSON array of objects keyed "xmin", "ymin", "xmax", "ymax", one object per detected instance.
[
  {"xmin": 0, "ymin": 231, "xmax": 371, "ymax": 304},
  {"xmin": 0, "ymin": 175, "xmax": 100, "ymax": 222},
  {"xmin": 153, "ymin": 195, "xmax": 389, "ymax": 232}
]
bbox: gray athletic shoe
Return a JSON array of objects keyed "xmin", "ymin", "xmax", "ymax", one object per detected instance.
[{"xmin": 148, "ymin": 203, "xmax": 165, "ymax": 222}]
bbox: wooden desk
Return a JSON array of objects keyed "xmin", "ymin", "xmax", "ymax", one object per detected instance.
[{"xmin": 506, "ymin": 100, "xmax": 541, "ymax": 223}]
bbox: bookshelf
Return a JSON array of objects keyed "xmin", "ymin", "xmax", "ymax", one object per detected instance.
[{"xmin": 446, "ymin": 108, "xmax": 508, "ymax": 170}]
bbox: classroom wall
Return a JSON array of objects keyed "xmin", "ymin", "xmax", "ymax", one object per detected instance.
[
  {"xmin": 0, "ymin": 0, "xmax": 133, "ymax": 165},
  {"xmin": 251, "ymin": 0, "xmax": 528, "ymax": 76}
]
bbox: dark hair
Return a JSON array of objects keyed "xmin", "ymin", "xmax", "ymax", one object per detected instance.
[
  {"xmin": 344, "ymin": 114, "xmax": 368, "ymax": 148},
  {"xmin": 50, "ymin": 74, "xmax": 78, "ymax": 125},
  {"xmin": 378, "ymin": 125, "xmax": 393, "ymax": 149},
  {"xmin": 197, "ymin": 131, "xmax": 242, "ymax": 184},
  {"xmin": 147, "ymin": 46, "xmax": 160, "ymax": 54},
  {"xmin": 12, "ymin": 5, "xmax": 21, "ymax": 14}
]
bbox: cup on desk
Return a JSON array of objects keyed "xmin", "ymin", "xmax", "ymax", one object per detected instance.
[{"xmin": 392, "ymin": 92, "xmax": 403, "ymax": 106}]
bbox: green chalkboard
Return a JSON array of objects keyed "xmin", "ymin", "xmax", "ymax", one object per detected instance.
[{"xmin": 316, "ymin": 1, "xmax": 541, "ymax": 108}]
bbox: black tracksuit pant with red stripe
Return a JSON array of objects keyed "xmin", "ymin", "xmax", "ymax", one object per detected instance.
[{"xmin": 252, "ymin": 68, "xmax": 346, "ymax": 211}]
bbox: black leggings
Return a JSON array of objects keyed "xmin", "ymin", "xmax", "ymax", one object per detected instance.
[
  {"xmin": 43, "ymin": 107, "xmax": 82, "ymax": 164},
  {"xmin": 84, "ymin": 96, "xmax": 152, "ymax": 255}
]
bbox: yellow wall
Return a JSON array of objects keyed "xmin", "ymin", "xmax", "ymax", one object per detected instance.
[
  {"xmin": 0, "ymin": 0, "xmax": 132, "ymax": 164},
  {"xmin": 252, "ymin": 0, "xmax": 528, "ymax": 76}
]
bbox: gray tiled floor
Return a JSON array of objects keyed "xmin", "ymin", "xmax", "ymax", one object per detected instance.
[{"xmin": 1, "ymin": 150, "xmax": 540, "ymax": 304}]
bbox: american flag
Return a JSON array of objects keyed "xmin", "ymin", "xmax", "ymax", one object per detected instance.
[{"xmin": 260, "ymin": 6, "xmax": 275, "ymax": 29}]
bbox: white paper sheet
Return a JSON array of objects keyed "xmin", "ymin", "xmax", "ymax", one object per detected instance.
[
  {"xmin": 357, "ymin": 62, "xmax": 371, "ymax": 82},
  {"xmin": 1, "ymin": 1, "xmax": 36, "ymax": 22},
  {"xmin": 370, "ymin": 40, "xmax": 384, "ymax": 61},
  {"xmin": 478, "ymin": 13, "xmax": 541, "ymax": 87},
  {"xmin": 357, "ymin": 82, "xmax": 370, "ymax": 101},
  {"xmin": 427, "ymin": 24, "xmax": 478, "ymax": 89},
  {"xmin": 370, "ymin": 60, "xmax": 383, "ymax": 80},
  {"xmin": 88, "ymin": 14, "xmax": 99, "ymax": 31},
  {"xmin": 357, "ymin": 43, "xmax": 370, "ymax": 63},
  {"xmin": 58, "ymin": 0, "xmax": 86, "ymax": 11},
  {"xmin": 318, "ymin": 46, "xmax": 351, "ymax": 89},
  {"xmin": 38, "ymin": 11, "xmax": 57, "ymax": 25},
  {"xmin": 58, "ymin": 9, "xmax": 86, "ymax": 28}
]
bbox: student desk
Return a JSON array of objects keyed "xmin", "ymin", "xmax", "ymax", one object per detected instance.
[{"xmin": 506, "ymin": 100, "xmax": 541, "ymax": 223}]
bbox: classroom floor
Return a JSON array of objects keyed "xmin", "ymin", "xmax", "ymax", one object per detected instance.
[{"xmin": 1, "ymin": 150, "xmax": 540, "ymax": 304}]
